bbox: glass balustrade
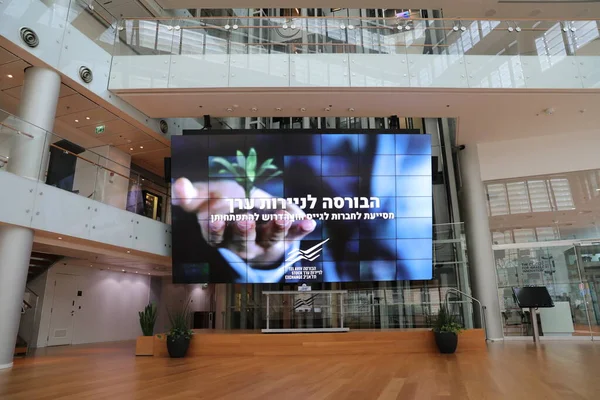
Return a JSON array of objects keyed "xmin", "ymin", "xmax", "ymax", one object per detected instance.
[
  {"xmin": 111, "ymin": 17, "xmax": 600, "ymax": 90},
  {"xmin": 0, "ymin": 109, "xmax": 170, "ymax": 223}
]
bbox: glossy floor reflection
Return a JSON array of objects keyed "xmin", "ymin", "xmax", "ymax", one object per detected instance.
[{"xmin": 1, "ymin": 340, "xmax": 599, "ymax": 399}]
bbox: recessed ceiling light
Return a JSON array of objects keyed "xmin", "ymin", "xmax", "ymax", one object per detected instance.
[
  {"xmin": 127, "ymin": 250, "xmax": 130, "ymax": 253},
  {"xmin": 251, "ymin": 107, "xmax": 257, "ymax": 112},
  {"xmin": 226, "ymin": 108, "xmax": 233, "ymax": 112},
  {"xmin": 58, "ymin": 237, "xmax": 62, "ymax": 240},
  {"xmin": 90, "ymin": 264, "xmax": 93, "ymax": 267},
  {"xmin": 148, "ymin": 273, "xmax": 151, "ymax": 275},
  {"xmin": 85, "ymin": 116, "xmax": 90, "ymax": 120},
  {"xmin": 129, "ymin": 147, "xmax": 133, "ymax": 151},
  {"xmin": 122, "ymin": 269, "xmax": 125, "ymax": 272},
  {"xmin": 135, "ymin": 271, "xmax": 138, "ymax": 274},
  {"xmin": 275, "ymin": 107, "xmax": 282, "ymax": 111},
  {"xmin": 300, "ymin": 107, "xmax": 306, "ymax": 112},
  {"xmin": 7, "ymin": 74, "xmax": 13, "ymax": 78},
  {"xmin": 139, "ymin": 146, "xmax": 144, "ymax": 149},
  {"xmin": 348, "ymin": 107, "xmax": 355, "ymax": 112},
  {"xmin": 74, "ymin": 119, "xmax": 79, "ymax": 123},
  {"xmin": 108, "ymin": 267, "xmax": 111, "ymax": 270}
]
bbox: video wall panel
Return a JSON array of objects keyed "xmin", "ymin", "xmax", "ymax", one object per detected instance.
[{"xmin": 171, "ymin": 131, "xmax": 432, "ymax": 284}]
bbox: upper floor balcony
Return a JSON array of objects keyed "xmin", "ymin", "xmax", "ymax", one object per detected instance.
[
  {"xmin": 109, "ymin": 16, "xmax": 600, "ymax": 92},
  {"xmin": 0, "ymin": 109, "xmax": 171, "ymax": 258}
]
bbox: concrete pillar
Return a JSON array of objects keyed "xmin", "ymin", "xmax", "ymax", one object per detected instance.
[
  {"xmin": 8, "ymin": 67, "xmax": 61, "ymax": 181},
  {"xmin": 0, "ymin": 226, "xmax": 35, "ymax": 369},
  {"xmin": 0, "ymin": 67, "xmax": 60, "ymax": 369},
  {"xmin": 458, "ymin": 144, "xmax": 504, "ymax": 340}
]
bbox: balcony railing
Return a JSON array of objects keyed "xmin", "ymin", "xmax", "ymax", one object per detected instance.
[
  {"xmin": 110, "ymin": 16, "xmax": 600, "ymax": 90},
  {"xmin": 0, "ymin": 109, "xmax": 170, "ymax": 223}
]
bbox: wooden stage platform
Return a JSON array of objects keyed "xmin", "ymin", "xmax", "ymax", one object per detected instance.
[{"xmin": 152, "ymin": 329, "xmax": 486, "ymax": 357}]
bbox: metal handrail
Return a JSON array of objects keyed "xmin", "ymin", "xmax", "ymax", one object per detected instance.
[{"xmin": 444, "ymin": 288, "xmax": 488, "ymax": 341}]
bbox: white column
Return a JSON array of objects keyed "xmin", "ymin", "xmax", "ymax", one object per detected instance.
[
  {"xmin": 8, "ymin": 67, "xmax": 61, "ymax": 181},
  {"xmin": 0, "ymin": 67, "xmax": 60, "ymax": 369},
  {"xmin": 0, "ymin": 226, "xmax": 35, "ymax": 369},
  {"xmin": 459, "ymin": 144, "xmax": 504, "ymax": 340}
]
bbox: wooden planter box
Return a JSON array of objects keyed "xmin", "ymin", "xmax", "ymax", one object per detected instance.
[{"xmin": 135, "ymin": 336, "xmax": 154, "ymax": 356}]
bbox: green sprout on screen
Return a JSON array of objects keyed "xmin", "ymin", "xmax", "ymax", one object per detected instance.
[{"xmin": 211, "ymin": 148, "xmax": 282, "ymax": 198}]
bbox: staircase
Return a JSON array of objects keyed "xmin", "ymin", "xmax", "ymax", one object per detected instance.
[
  {"xmin": 14, "ymin": 252, "xmax": 62, "ymax": 357},
  {"xmin": 28, "ymin": 252, "xmax": 61, "ymax": 282}
]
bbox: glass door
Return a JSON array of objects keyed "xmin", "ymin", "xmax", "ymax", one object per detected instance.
[{"xmin": 494, "ymin": 244, "xmax": 593, "ymax": 339}]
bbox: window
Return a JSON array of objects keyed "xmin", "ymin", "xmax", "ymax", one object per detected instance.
[{"xmin": 485, "ymin": 177, "xmax": 574, "ymax": 216}]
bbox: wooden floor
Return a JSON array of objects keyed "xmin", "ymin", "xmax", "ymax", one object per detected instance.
[{"xmin": 1, "ymin": 341, "xmax": 600, "ymax": 399}]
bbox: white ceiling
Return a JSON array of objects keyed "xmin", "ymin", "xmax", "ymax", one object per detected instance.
[
  {"xmin": 155, "ymin": 0, "xmax": 600, "ymax": 19},
  {"xmin": 0, "ymin": 45, "xmax": 170, "ymax": 176},
  {"xmin": 114, "ymin": 87, "xmax": 600, "ymax": 145},
  {"xmin": 33, "ymin": 230, "xmax": 171, "ymax": 275}
]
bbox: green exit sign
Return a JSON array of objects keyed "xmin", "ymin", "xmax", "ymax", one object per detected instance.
[{"xmin": 95, "ymin": 125, "xmax": 105, "ymax": 134}]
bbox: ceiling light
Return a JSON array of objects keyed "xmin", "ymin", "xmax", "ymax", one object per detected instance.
[
  {"xmin": 148, "ymin": 273, "xmax": 151, "ymax": 275},
  {"xmin": 122, "ymin": 269, "xmax": 125, "ymax": 272},
  {"xmin": 139, "ymin": 146, "xmax": 144, "ymax": 149},
  {"xmin": 7, "ymin": 74, "xmax": 13, "ymax": 78},
  {"xmin": 300, "ymin": 107, "xmax": 306, "ymax": 112},
  {"xmin": 325, "ymin": 107, "xmax": 331, "ymax": 112},
  {"xmin": 275, "ymin": 107, "xmax": 282, "ymax": 111},
  {"xmin": 85, "ymin": 116, "xmax": 90, "ymax": 120},
  {"xmin": 348, "ymin": 108, "xmax": 355, "ymax": 112},
  {"xmin": 226, "ymin": 108, "xmax": 233, "ymax": 112},
  {"xmin": 129, "ymin": 147, "xmax": 133, "ymax": 151},
  {"xmin": 108, "ymin": 267, "xmax": 110, "ymax": 270},
  {"xmin": 135, "ymin": 271, "xmax": 138, "ymax": 274},
  {"xmin": 58, "ymin": 237, "xmax": 62, "ymax": 240},
  {"xmin": 127, "ymin": 250, "xmax": 130, "ymax": 254},
  {"xmin": 251, "ymin": 107, "xmax": 257, "ymax": 112},
  {"xmin": 90, "ymin": 264, "xmax": 93, "ymax": 267},
  {"xmin": 74, "ymin": 119, "xmax": 79, "ymax": 123}
]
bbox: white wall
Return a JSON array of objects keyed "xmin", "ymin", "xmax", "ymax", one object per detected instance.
[
  {"xmin": 36, "ymin": 262, "xmax": 151, "ymax": 348},
  {"xmin": 478, "ymin": 129, "xmax": 600, "ymax": 181},
  {"xmin": 73, "ymin": 145, "xmax": 132, "ymax": 210}
]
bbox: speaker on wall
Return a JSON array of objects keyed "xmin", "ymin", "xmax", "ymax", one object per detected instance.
[{"xmin": 164, "ymin": 157, "xmax": 171, "ymax": 183}]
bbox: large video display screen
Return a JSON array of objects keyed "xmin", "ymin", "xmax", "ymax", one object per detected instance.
[{"xmin": 171, "ymin": 131, "xmax": 432, "ymax": 284}]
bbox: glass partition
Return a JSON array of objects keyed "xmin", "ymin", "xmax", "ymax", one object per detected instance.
[
  {"xmin": 494, "ymin": 244, "xmax": 594, "ymax": 338},
  {"xmin": 575, "ymin": 244, "xmax": 600, "ymax": 338},
  {"xmin": 221, "ymin": 223, "xmax": 475, "ymax": 331}
]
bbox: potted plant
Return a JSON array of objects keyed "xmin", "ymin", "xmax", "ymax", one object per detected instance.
[
  {"xmin": 431, "ymin": 304, "xmax": 463, "ymax": 354},
  {"xmin": 135, "ymin": 302, "xmax": 157, "ymax": 356},
  {"xmin": 163, "ymin": 299, "xmax": 194, "ymax": 358}
]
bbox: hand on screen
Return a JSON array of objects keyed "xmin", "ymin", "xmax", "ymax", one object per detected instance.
[{"xmin": 172, "ymin": 177, "xmax": 316, "ymax": 266}]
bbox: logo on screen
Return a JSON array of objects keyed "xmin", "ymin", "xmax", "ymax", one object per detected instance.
[{"xmin": 285, "ymin": 238, "xmax": 330, "ymax": 264}]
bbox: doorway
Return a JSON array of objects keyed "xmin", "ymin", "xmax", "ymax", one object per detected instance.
[{"xmin": 46, "ymin": 274, "xmax": 78, "ymax": 346}]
